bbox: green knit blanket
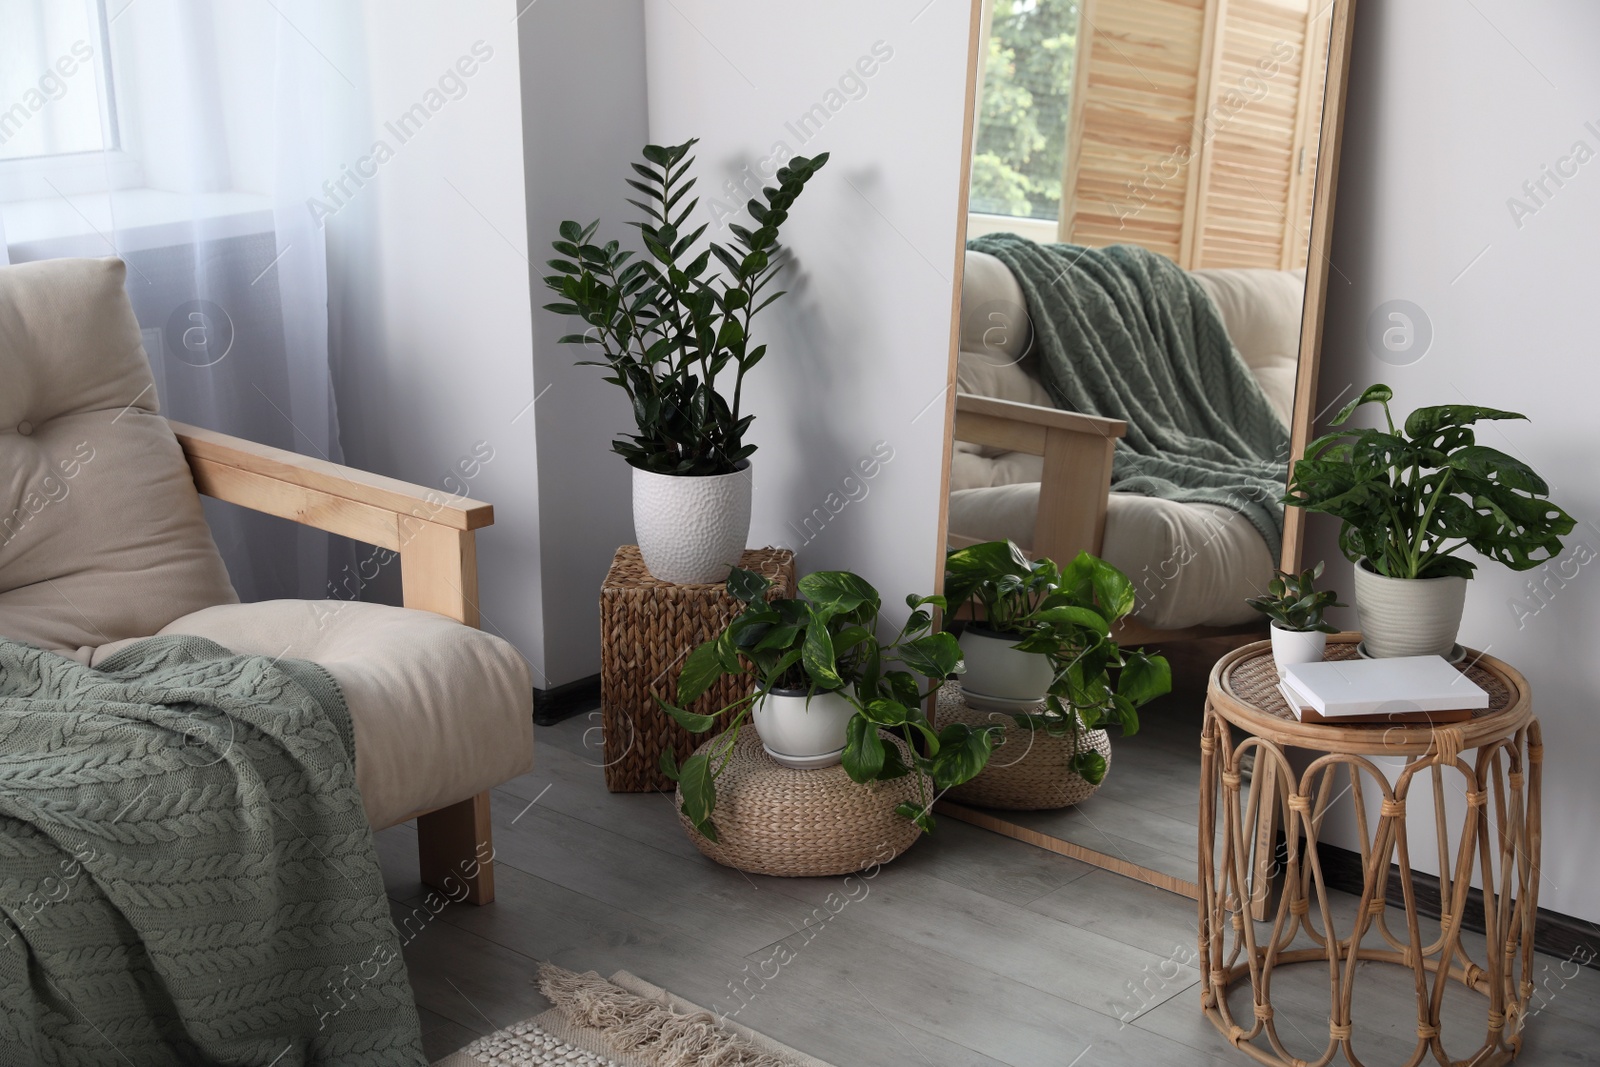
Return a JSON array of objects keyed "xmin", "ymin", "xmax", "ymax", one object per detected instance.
[
  {"xmin": 0, "ymin": 636, "xmax": 424, "ymax": 1066},
  {"xmin": 969, "ymin": 233, "xmax": 1290, "ymax": 558}
]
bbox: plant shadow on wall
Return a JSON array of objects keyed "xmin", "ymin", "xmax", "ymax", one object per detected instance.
[
  {"xmin": 944, "ymin": 541, "xmax": 1171, "ymax": 786},
  {"xmin": 541, "ymin": 139, "xmax": 828, "ymax": 583},
  {"xmin": 656, "ymin": 568, "xmax": 998, "ymax": 840},
  {"xmin": 1283, "ymin": 384, "xmax": 1574, "ymax": 658}
]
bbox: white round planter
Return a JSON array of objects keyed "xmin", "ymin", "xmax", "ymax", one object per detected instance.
[
  {"xmin": 751, "ymin": 688, "xmax": 856, "ymax": 769},
  {"xmin": 1352, "ymin": 558, "xmax": 1467, "ymax": 658},
  {"xmin": 632, "ymin": 463, "xmax": 752, "ymax": 585},
  {"xmin": 1269, "ymin": 624, "xmax": 1326, "ymax": 676},
  {"xmin": 956, "ymin": 626, "xmax": 1056, "ymax": 711}
]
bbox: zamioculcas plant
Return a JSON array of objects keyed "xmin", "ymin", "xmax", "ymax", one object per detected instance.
[
  {"xmin": 658, "ymin": 569, "xmax": 999, "ymax": 840},
  {"xmin": 542, "ymin": 139, "xmax": 829, "ymax": 476}
]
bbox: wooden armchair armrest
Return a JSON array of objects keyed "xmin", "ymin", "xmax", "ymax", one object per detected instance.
[
  {"xmin": 169, "ymin": 420, "xmax": 490, "ymax": 626},
  {"xmin": 951, "ymin": 393, "xmax": 1124, "ymax": 564}
]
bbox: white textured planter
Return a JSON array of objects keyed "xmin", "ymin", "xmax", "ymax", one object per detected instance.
[
  {"xmin": 632, "ymin": 463, "xmax": 752, "ymax": 585},
  {"xmin": 1352, "ymin": 558, "xmax": 1467, "ymax": 658},
  {"xmin": 957, "ymin": 626, "xmax": 1055, "ymax": 711},
  {"xmin": 751, "ymin": 688, "xmax": 856, "ymax": 769},
  {"xmin": 1269, "ymin": 624, "xmax": 1327, "ymax": 676}
]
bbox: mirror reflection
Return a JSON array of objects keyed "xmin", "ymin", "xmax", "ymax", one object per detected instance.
[{"xmin": 938, "ymin": 0, "xmax": 1342, "ymax": 894}]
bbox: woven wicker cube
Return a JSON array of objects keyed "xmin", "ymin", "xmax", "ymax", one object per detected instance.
[
  {"xmin": 675, "ymin": 730, "xmax": 927, "ymax": 877},
  {"xmin": 598, "ymin": 545, "xmax": 794, "ymax": 793},
  {"xmin": 936, "ymin": 682, "xmax": 1110, "ymax": 810}
]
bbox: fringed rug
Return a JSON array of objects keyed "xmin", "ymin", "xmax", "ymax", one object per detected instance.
[{"xmin": 432, "ymin": 965, "xmax": 836, "ymax": 1067}]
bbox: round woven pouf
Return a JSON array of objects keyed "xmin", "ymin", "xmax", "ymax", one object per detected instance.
[
  {"xmin": 937, "ymin": 682, "xmax": 1110, "ymax": 810},
  {"xmin": 674, "ymin": 729, "xmax": 927, "ymax": 877}
]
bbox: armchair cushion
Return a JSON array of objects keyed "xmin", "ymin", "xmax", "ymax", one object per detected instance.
[
  {"xmin": 949, "ymin": 484, "xmax": 1270, "ymax": 630},
  {"xmin": 92, "ymin": 600, "xmax": 534, "ymax": 829},
  {"xmin": 0, "ymin": 257, "xmax": 237, "ymax": 653}
]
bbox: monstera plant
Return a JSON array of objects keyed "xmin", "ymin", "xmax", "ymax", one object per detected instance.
[
  {"xmin": 657, "ymin": 568, "xmax": 999, "ymax": 840},
  {"xmin": 1283, "ymin": 383, "xmax": 1573, "ymax": 656}
]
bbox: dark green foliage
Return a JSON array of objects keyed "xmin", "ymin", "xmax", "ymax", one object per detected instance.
[
  {"xmin": 947, "ymin": 541, "xmax": 1171, "ymax": 786},
  {"xmin": 1245, "ymin": 561, "xmax": 1344, "ymax": 633},
  {"xmin": 1282, "ymin": 384, "xmax": 1574, "ymax": 580},
  {"xmin": 656, "ymin": 568, "xmax": 997, "ymax": 839},
  {"xmin": 543, "ymin": 139, "xmax": 829, "ymax": 475}
]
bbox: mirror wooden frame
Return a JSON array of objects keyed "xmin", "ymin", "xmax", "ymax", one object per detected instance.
[{"xmin": 929, "ymin": 0, "xmax": 1362, "ymax": 897}]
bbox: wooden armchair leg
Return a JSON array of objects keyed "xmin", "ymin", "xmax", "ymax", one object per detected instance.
[{"xmin": 417, "ymin": 791, "xmax": 496, "ymax": 905}]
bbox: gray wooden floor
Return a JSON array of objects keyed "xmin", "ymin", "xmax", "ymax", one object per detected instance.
[{"xmin": 378, "ymin": 711, "xmax": 1600, "ymax": 1066}]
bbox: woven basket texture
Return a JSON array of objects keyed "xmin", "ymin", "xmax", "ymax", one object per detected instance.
[
  {"xmin": 599, "ymin": 545, "xmax": 794, "ymax": 792},
  {"xmin": 675, "ymin": 730, "xmax": 926, "ymax": 877},
  {"xmin": 938, "ymin": 682, "xmax": 1110, "ymax": 810}
]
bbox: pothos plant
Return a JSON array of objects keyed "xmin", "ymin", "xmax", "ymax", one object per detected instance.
[
  {"xmin": 542, "ymin": 139, "xmax": 829, "ymax": 476},
  {"xmin": 657, "ymin": 569, "xmax": 1000, "ymax": 840},
  {"xmin": 946, "ymin": 541, "xmax": 1172, "ymax": 785},
  {"xmin": 1283, "ymin": 384, "xmax": 1574, "ymax": 579}
]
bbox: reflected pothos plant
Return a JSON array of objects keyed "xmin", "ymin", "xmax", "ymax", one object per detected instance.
[
  {"xmin": 946, "ymin": 541, "xmax": 1171, "ymax": 786},
  {"xmin": 657, "ymin": 568, "xmax": 1000, "ymax": 840}
]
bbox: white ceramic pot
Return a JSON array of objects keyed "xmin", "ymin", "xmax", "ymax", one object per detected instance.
[
  {"xmin": 1269, "ymin": 624, "xmax": 1326, "ymax": 676},
  {"xmin": 1352, "ymin": 558, "xmax": 1467, "ymax": 658},
  {"xmin": 632, "ymin": 463, "xmax": 753, "ymax": 585},
  {"xmin": 751, "ymin": 688, "xmax": 856, "ymax": 769},
  {"xmin": 956, "ymin": 626, "xmax": 1056, "ymax": 711}
]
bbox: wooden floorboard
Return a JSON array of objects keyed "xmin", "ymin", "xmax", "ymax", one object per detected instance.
[{"xmin": 381, "ymin": 709, "xmax": 1600, "ymax": 1066}]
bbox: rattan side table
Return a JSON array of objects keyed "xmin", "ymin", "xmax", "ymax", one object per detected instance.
[
  {"xmin": 1199, "ymin": 633, "xmax": 1541, "ymax": 1067},
  {"xmin": 598, "ymin": 545, "xmax": 794, "ymax": 793}
]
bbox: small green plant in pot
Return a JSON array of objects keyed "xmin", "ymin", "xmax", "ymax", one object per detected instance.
[
  {"xmin": 657, "ymin": 568, "xmax": 1000, "ymax": 840},
  {"xmin": 542, "ymin": 139, "xmax": 829, "ymax": 584},
  {"xmin": 943, "ymin": 541, "xmax": 1170, "ymax": 787},
  {"xmin": 1283, "ymin": 384, "xmax": 1574, "ymax": 657},
  {"xmin": 1245, "ymin": 562, "xmax": 1344, "ymax": 673}
]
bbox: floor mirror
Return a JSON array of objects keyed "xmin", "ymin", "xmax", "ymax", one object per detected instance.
[{"xmin": 932, "ymin": 0, "xmax": 1359, "ymax": 899}]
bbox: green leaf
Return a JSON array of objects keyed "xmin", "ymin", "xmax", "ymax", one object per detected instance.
[
  {"xmin": 896, "ymin": 632, "xmax": 964, "ymax": 680},
  {"xmin": 863, "ymin": 699, "xmax": 910, "ymax": 726},
  {"xmin": 659, "ymin": 747, "xmax": 680, "ymax": 782},
  {"xmin": 1116, "ymin": 651, "xmax": 1172, "ymax": 707},
  {"xmin": 654, "ymin": 693, "xmax": 718, "ymax": 734},
  {"xmin": 676, "ymin": 640, "xmax": 729, "ymax": 704},
  {"xmin": 841, "ymin": 716, "xmax": 886, "ymax": 782},
  {"xmin": 931, "ymin": 722, "xmax": 998, "ymax": 789},
  {"xmin": 725, "ymin": 566, "xmax": 772, "ymax": 603},
  {"xmin": 1331, "ymin": 383, "xmax": 1394, "ymax": 425},
  {"xmin": 798, "ymin": 571, "xmax": 881, "ymax": 617},
  {"xmin": 801, "ymin": 610, "xmax": 844, "ymax": 689},
  {"xmin": 1070, "ymin": 750, "xmax": 1107, "ymax": 786},
  {"xmin": 894, "ymin": 801, "xmax": 935, "ymax": 833},
  {"xmin": 676, "ymin": 752, "xmax": 718, "ymax": 839}
]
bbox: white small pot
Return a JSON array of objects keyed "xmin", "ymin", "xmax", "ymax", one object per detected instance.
[
  {"xmin": 956, "ymin": 626, "xmax": 1055, "ymax": 711},
  {"xmin": 752, "ymin": 688, "xmax": 857, "ymax": 769},
  {"xmin": 1352, "ymin": 558, "xmax": 1467, "ymax": 658},
  {"xmin": 632, "ymin": 463, "xmax": 753, "ymax": 585},
  {"xmin": 1269, "ymin": 624, "xmax": 1326, "ymax": 676}
]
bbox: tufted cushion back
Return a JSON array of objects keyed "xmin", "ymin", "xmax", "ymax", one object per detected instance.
[{"xmin": 0, "ymin": 257, "xmax": 237, "ymax": 654}]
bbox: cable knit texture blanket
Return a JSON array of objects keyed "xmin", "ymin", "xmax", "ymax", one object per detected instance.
[
  {"xmin": 968, "ymin": 232, "xmax": 1290, "ymax": 557},
  {"xmin": 0, "ymin": 635, "xmax": 424, "ymax": 1066}
]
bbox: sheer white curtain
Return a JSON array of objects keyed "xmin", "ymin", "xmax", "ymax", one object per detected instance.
[{"xmin": 1, "ymin": 0, "xmax": 365, "ymax": 601}]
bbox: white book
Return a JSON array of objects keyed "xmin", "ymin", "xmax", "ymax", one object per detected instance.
[{"xmin": 1280, "ymin": 656, "xmax": 1488, "ymax": 720}]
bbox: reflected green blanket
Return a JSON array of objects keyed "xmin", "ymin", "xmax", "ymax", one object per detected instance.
[
  {"xmin": 969, "ymin": 233, "xmax": 1290, "ymax": 557},
  {"xmin": 0, "ymin": 635, "xmax": 424, "ymax": 1066}
]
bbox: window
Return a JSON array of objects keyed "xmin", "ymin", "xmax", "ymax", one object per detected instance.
[
  {"xmin": 969, "ymin": 0, "xmax": 1080, "ymax": 222},
  {"xmin": 0, "ymin": 0, "xmax": 118, "ymax": 163}
]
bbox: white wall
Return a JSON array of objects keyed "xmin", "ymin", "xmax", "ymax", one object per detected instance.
[
  {"xmin": 519, "ymin": 0, "xmax": 650, "ymax": 687},
  {"xmin": 324, "ymin": 2, "xmax": 546, "ymax": 682},
  {"xmin": 1310, "ymin": 0, "xmax": 1600, "ymax": 923},
  {"xmin": 641, "ymin": 0, "xmax": 974, "ymax": 621}
]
